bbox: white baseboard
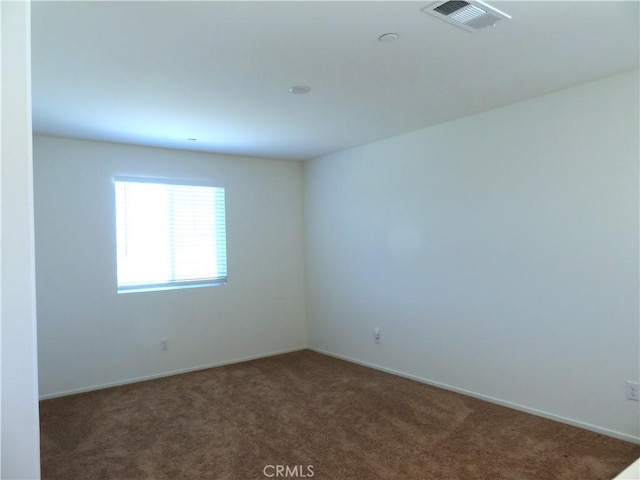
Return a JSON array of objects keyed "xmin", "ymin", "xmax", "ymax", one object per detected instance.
[
  {"xmin": 40, "ymin": 344, "xmax": 640, "ymax": 445},
  {"xmin": 308, "ymin": 346, "xmax": 640, "ymax": 445},
  {"xmin": 39, "ymin": 346, "xmax": 308, "ymax": 401}
]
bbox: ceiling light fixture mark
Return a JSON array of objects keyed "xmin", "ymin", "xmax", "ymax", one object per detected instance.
[
  {"xmin": 378, "ymin": 33, "xmax": 399, "ymax": 42},
  {"xmin": 289, "ymin": 85, "xmax": 311, "ymax": 95}
]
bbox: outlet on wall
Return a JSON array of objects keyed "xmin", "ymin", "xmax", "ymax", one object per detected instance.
[
  {"xmin": 626, "ymin": 381, "xmax": 639, "ymax": 401},
  {"xmin": 161, "ymin": 338, "xmax": 168, "ymax": 351},
  {"xmin": 374, "ymin": 328, "xmax": 381, "ymax": 344}
]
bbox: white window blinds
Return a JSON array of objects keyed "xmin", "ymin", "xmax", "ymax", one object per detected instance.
[{"xmin": 114, "ymin": 177, "xmax": 227, "ymax": 293}]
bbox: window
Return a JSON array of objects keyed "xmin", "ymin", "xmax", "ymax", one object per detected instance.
[{"xmin": 114, "ymin": 177, "xmax": 227, "ymax": 293}]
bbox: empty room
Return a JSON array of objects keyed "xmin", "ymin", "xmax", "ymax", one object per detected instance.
[{"xmin": 2, "ymin": 1, "xmax": 640, "ymax": 479}]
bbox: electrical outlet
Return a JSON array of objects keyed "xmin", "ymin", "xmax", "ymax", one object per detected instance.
[
  {"xmin": 374, "ymin": 328, "xmax": 381, "ymax": 344},
  {"xmin": 161, "ymin": 338, "xmax": 168, "ymax": 351},
  {"xmin": 626, "ymin": 381, "xmax": 639, "ymax": 401}
]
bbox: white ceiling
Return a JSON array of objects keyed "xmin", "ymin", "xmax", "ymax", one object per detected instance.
[{"xmin": 31, "ymin": 1, "xmax": 639, "ymax": 161}]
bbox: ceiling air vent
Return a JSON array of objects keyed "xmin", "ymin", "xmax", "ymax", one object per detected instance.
[{"xmin": 422, "ymin": 0, "xmax": 511, "ymax": 32}]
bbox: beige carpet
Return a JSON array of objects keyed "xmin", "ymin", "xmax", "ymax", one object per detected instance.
[{"xmin": 40, "ymin": 350, "xmax": 639, "ymax": 479}]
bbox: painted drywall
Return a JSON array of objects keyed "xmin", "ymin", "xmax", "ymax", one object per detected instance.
[
  {"xmin": 305, "ymin": 70, "xmax": 640, "ymax": 442},
  {"xmin": 34, "ymin": 136, "xmax": 307, "ymax": 398},
  {"xmin": 1, "ymin": 1, "xmax": 42, "ymax": 478}
]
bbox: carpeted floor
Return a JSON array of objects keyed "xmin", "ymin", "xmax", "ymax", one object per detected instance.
[{"xmin": 40, "ymin": 350, "xmax": 639, "ymax": 479}]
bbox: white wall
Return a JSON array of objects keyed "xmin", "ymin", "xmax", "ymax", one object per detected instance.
[
  {"xmin": 305, "ymin": 70, "xmax": 640, "ymax": 442},
  {"xmin": 1, "ymin": 1, "xmax": 42, "ymax": 478},
  {"xmin": 34, "ymin": 136, "xmax": 307, "ymax": 398}
]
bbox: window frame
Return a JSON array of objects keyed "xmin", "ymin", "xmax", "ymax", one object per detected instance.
[{"xmin": 113, "ymin": 176, "xmax": 228, "ymax": 294}]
